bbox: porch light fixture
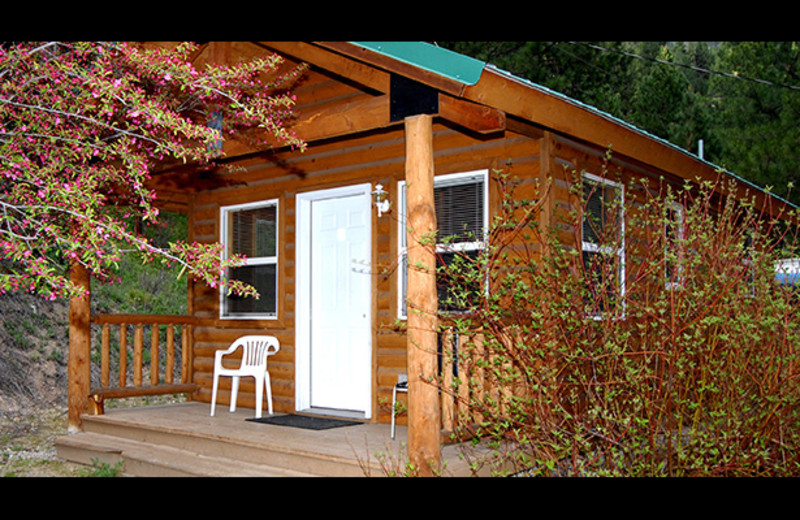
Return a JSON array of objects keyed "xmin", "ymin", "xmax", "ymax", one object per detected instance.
[{"xmin": 372, "ymin": 183, "xmax": 391, "ymax": 217}]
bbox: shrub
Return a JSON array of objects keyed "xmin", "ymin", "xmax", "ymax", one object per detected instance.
[{"xmin": 440, "ymin": 165, "xmax": 800, "ymax": 477}]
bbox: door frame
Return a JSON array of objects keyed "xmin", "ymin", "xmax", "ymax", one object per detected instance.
[{"xmin": 294, "ymin": 183, "xmax": 373, "ymax": 418}]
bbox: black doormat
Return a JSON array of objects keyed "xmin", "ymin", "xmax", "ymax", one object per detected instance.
[{"xmin": 246, "ymin": 414, "xmax": 361, "ymax": 430}]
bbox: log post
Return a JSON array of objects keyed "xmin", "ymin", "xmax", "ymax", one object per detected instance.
[
  {"xmin": 404, "ymin": 114, "xmax": 441, "ymax": 475},
  {"xmin": 67, "ymin": 261, "xmax": 91, "ymax": 432}
]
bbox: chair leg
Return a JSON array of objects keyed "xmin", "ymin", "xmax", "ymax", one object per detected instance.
[
  {"xmin": 229, "ymin": 376, "xmax": 240, "ymax": 413},
  {"xmin": 210, "ymin": 373, "xmax": 219, "ymax": 416},
  {"xmin": 265, "ymin": 372, "xmax": 273, "ymax": 415},
  {"xmin": 254, "ymin": 375, "xmax": 264, "ymax": 419}
]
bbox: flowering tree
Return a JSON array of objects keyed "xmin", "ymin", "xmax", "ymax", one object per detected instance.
[{"xmin": 0, "ymin": 41, "xmax": 306, "ymax": 300}]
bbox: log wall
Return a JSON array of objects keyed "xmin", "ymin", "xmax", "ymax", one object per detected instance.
[
  {"xmin": 188, "ymin": 120, "xmax": 543, "ymax": 422},
  {"xmin": 182, "ymin": 42, "xmax": 690, "ymax": 424}
]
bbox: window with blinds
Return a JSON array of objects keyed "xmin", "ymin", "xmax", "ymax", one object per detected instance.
[
  {"xmin": 581, "ymin": 173, "xmax": 624, "ymax": 316},
  {"xmin": 220, "ymin": 200, "xmax": 279, "ymax": 318},
  {"xmin": 398, "ymin": 170, "xmax": 488, "ymax": 318}
]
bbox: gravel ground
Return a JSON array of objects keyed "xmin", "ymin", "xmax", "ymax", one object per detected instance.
[
  {"xmin": 1, "ymin": 395, "xmax": 187, "ymax": 477},
  {"xmin": 0, "ymin": 402, "xmax": 88, "ymax": 477}
]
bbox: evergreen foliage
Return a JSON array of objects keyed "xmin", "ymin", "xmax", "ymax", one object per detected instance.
[{"xmin": 438, "ymin": 41, "xmax": 800, "ymax": 205}]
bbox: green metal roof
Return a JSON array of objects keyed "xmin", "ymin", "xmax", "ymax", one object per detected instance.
[{"xmin": 350, "ymin": 41, "xmax": 485, "ymax": 85}]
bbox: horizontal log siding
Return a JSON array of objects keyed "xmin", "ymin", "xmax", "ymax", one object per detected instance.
[
  {"xmin": 177, "ymin": 43, "xmax": 727, "ymax": 426},
  {"xmin": 188, "ymin": 118, "xmax": 543, "ymax": 422}
]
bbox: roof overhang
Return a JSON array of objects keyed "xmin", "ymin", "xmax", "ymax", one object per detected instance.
[
  {"xmin": 154, "ymin": 41, "xmax": 796, "ymax": 218},
  {"xmin": 350, "ymin": 41, "xmax": 485, "ymax": 86}
]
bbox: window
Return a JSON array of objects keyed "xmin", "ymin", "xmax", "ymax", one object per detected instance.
[
  {"xmin": 398, "ymin": 170, "xmax": 488, "ymax": 318},
  {"xmin": 581, "ymin": 173, "xmax": 624, "ymax": 316},
  {"xmin": 665, "ymin": 201, "xmax": 685, "ymax": 289},
  {"xmin": 743, "ymin": 227, "xmax": 756, "ymax": 297},
  {"xmin": 220, "ymin": 200, "xmax": 278, "ymax": 319}
]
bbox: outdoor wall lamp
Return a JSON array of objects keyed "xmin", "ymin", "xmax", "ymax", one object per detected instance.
[{"xmin": 372, "ymin": 183, "xmax": 391, "ymax": 217}]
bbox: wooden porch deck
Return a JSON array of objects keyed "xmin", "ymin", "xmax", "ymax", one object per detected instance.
[{"xmin": 54, "ymin": 402, "xmax": 499, "ymax": 477}]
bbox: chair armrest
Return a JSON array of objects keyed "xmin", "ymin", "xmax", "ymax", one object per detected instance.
[{"xmin": 214, "ymin": 342, "xmax": 242, "ymax": 364}]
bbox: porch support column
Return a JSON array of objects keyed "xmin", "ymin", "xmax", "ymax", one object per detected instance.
[
  {"xmin": 68, "ymin": 261, "xmax": 91, "ymax": 432},
  {"xmin": 404, "ymin": 113, "xmax": 441, "ymax": 475}
]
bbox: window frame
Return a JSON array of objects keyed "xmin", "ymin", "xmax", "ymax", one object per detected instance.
[
  {"xmin": 219, "ymin": 198, "xmax": 280, "ymax": 320},
  {"xmin": 397, "ymin": 169, "xmax": 489, "ymax": 320},
  {"xmin": 665, "ymin": 201, "xmax": 685, "ymax": 290},
  {"xmin": 581, "ymin": 172, "xmax": 625, "ymax": 317}
]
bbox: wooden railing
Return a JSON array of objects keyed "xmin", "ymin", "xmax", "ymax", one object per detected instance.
[
  {"xmin": 438, "ymin": 328, "xmax": 521, "ymax": 438},
  {"xmin": 88, "ymin": 314, "xmax": 199, "ymax": 414},
  {"xmin": 439, "ymin": 328, "xmax": 481, "ymax": 435}
]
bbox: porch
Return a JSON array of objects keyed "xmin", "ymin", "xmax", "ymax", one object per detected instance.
[
  {"xmin": 62, "ymin": 113, "xmax": 495, "ymax": 475},
  {"xmin": 54, "ymin": 401, "xmax": 500, "ymax": 477}
]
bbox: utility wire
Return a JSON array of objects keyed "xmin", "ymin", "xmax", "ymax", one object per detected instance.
[{"xmin": 567, "ymin": 41, "xmax": 800, "ymax": 92}]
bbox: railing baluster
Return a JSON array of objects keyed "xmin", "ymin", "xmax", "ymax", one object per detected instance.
[
  {"xmin": 101, "ymin": 324, "xmax": 110, "ymax": 388},
  {"xmin": 181, "ymin": 324, "xmax": 191, "ymax": 385},
  {"xmin": 166, "ymin": 324, "xmax": 175, "ymax": 385},
  {"xmin": 119, "ymin": 323, "xmax": 128, "ymax": 388},
  {"xmin": 150, "ymin": 324, "xmax": 159, "ymax": 386},
  {"xmin": 457, "ymin": 334, "xmax": 469, "ymax": 426},
  {"xmin": 441, "ymin": 329, "xmax": 455, "ymax": 432},
  {"xmin": 472, "ymin": 331, "xmax": 485, "ymax": 426},
  {"xmin": 134, "ymin": 324, "xmax": 143, "ymax": 387}
]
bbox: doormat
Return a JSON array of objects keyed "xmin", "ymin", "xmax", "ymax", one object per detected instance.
[{"xmin": 246, "ymin": 414, "xmax": 361, "ymax": 430}]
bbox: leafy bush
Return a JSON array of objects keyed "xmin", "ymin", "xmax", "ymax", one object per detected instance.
[{"xmin": 440, "ymin": 166, "xmax": 800, "ymax": 477}]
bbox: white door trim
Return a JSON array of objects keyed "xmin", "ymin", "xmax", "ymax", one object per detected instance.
[{"xmin": 295, "ymin": 183, "xmax": 372, "ymax": 418}]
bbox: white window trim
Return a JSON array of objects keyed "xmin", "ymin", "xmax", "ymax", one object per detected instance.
[
  {"xmin": 219, "ymin": 199, "xmax": 279, "ymax": 320},
  {"xmin": 397, "ymin": 169, "xmax": 489, "ymax": 320},
  {"xmin": 581, "ymin": 172, "xmax": 625, "ymax": 317}
]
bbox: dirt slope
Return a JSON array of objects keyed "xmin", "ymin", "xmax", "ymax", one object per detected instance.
[
  {"xmin": 0, "ymin": 293, "xmax": 85, "ymax": 476},
  {"xmin": 0, "ymin": 293, "xmax": 69, "ymax": 413}
]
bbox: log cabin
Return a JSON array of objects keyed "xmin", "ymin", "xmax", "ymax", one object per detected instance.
[{"xmin": 64, "ymin": 41, "xmax": 794, "ymax": 473}]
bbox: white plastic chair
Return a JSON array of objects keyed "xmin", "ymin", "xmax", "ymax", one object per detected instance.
[{"xmin": 210, "ymin": 335, "xmax": 280, "ymax": 419}]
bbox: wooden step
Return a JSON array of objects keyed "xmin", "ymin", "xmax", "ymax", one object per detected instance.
[
  {"xmin": 55, "ymin": 431, "xmax": 314, "ymax": 477},
  {"xmin": 55, "ymin": 403, "xmax": 503, "ymax": 476},
  {"xmin": 54, "ymin": 404, "xmax": 395, "ymax": 477}
]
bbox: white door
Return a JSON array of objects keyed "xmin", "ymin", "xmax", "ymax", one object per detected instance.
[{"xmin": 297, "ymin": 186, "xmax": 371, "ymax": 415}]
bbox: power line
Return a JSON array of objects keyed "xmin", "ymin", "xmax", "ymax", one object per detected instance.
[{"xmin": 567, "ymin": 41, "xmax": 800, "ymax": 92}]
